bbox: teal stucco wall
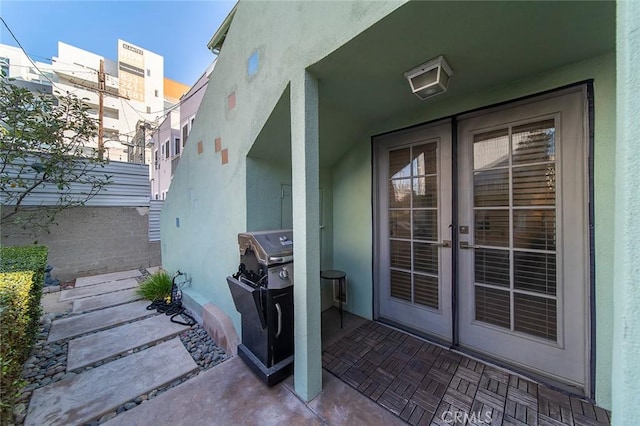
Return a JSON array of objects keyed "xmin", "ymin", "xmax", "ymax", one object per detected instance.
[
  {"xmin": 161, "ymin": 0, "xmax": 403, "ymax": 330},
  {"xmin": 612, "ymin": 2, "xmax": 640, "ymax": 424},
  {"xmin": 331, "ymin": 53, "xmax": 615, "ymax": 408},
  {"xmin": 245, "ymin": 156, "xmax": 335, "ymax": 310},
  {"xmin": 160, "ymin": 0, "xmax": 404, "ymax": 400},
  {"xmin": 162, "ymin": 0, "xmax": 617, "ymax": 409},
  {"xmin": 332, "ymin": 136, "xmax": 375, "ymax": 318}
]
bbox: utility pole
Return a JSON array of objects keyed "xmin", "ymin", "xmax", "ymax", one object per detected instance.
[
  {"xmin": 97, "ymin": 59, "xmax": 105, "ymax": 159},
  {"xmin": 139, "ymin": 123, "xmax": 146, "ymax": 164},
  {"xmin": 71, "ymin": 60, "xmax": 128, "ymax": 159}
]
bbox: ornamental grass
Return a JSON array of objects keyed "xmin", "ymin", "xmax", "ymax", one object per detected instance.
[{"xmin": 136, "ymin": 270, "xmax": 173, "ymax": 302}]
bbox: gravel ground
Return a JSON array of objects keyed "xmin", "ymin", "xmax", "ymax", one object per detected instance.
[{"xmin": 13, "ymin": 278, "xmax": 229, "ymax": 425}]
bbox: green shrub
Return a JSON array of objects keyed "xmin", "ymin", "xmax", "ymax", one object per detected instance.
[
  {"xmin": 0, "ymin": 245, "xmax": 47, "ymax": 424},
  {"xmin": 0, "ymin": 246, "xmax": 47, "ymax": 350},
  {"xmin": 136, "ymin": 271, "xmax": 172, "ymax": 301}
]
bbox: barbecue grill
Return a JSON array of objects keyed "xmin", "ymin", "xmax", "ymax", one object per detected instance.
[{"xmin": 227, "ymin": 230, "xmax": 294, "ymax": 386}]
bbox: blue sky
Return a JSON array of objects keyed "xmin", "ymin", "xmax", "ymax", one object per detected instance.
[{"xmin": 0, "ymin": 1, "xmax": 236, "ymax": 86}]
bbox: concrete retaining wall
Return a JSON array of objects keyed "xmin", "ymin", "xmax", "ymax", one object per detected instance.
[{"xmin": 1, "ymin": 206, "xmax": 161, "ymax": 281}]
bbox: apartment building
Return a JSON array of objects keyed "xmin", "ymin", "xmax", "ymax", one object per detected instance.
[
  {"xmin": 1, "ymin": 41, "xmax": 186, "ymax": 165},
  {"xmin": 150, "ymin": 61, "xmax": 213, "ymax": 199},
  {"xmin": 0, "ymin": 44, "xmax": 54, "ymax": 94}
]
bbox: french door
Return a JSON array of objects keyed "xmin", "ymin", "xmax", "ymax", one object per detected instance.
[
  {"xmin": 376, "ymin": 121, "xmax": 453, "ymax": 342},
  {"xmin": 375, "ymin": 87, "xmax": 589, "ymax": 392}
]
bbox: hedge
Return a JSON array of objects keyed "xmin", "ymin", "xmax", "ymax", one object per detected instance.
[{"xmin": 0, "ymin": 245, "xmax": 47, "ymax": 424}]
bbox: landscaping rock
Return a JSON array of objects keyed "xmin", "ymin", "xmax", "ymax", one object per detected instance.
[
  {"xmin": 17, "ymin": 287, "xmax": 228, "ymax": 426},
  {"xmin": 98, "ymin": 412, "xmax": 117, "ymax": 423}
]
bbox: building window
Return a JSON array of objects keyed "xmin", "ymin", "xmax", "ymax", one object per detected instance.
[
  {"xmin": 154, "ymin": 149, "xmax": 158, "ymax": 168},
  {"xmin": 155, "ymin": 193, "xmax": 159, "ymax": 200},
  {"xmin": 0, "ymin": 57, "xmax": 9, "ymax": 77},
  {"xmin": 164, "ymin": 140, "xmax": 170, "ymax": 158},
  {"xmin": 146, "ymin": 106, "xmax": 151, "ymax": 114},
  {"xmin": 104, "ymin": 109, "xmax": 119, "ymax": 119},
  {"xmin": 146, "ymin": 69, "xmax": 151, "ymax": 77},
  {"xmin": 175, "ymin": 138, "xmax": 181, "ymax": 155},
  {"xmin": 155, "ymin": 89, "xmax": 158, "ymax": 97},
  {"xmin": 182, "ymin": 124, "xmax": 189, "ymax": 146}
]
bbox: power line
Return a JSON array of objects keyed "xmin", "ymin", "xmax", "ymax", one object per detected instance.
[
  {"xmin": 123, "ymin": 80, "xmax": 208, "ymax": 117},
  {"xmin": 119, "ymin": 97, "xmax": 133, "ymax": 134},
  {"xmin": 0, "ymin": 17, "xmax": 105, "ymax": 98},
  {"xmin": 28, "ymin": 52, "xmax": 105, "ymax": 73},
  {"xmin": 11, "ymin": 47, "xmax": 102, "ymax": 72},
  {"xmin": 0, "ymin": 17, "xmax": 56, "ymax": 86},
  {"xmin": 2, "ymin": 16, "xmax": 206, "ymax": 139},
  {"xmin": 5, "ymin": 63, "xmax": 97, "ymax": 78},
  {"xmin": 122, "ymin": 97, "xmax": 155, "ymax": 122}
]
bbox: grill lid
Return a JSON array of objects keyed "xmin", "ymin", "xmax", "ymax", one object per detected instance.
[{"xmin": 238, "ymin": 230, "xmax": 293, "ymax": 265}]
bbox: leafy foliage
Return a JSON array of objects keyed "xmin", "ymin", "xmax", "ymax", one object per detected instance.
[
  {"xmin": 0, "ymin": 246, "xmax": 47, "ymax": 340},
  {"xmin": 0, "ymin": 245, "xmax": 47, "ymax": 424},
  {"xmin": 0, "ymin": 78, "xmax": 112, "ymax": 235},
  {"xmin": 136, "ymin": 270, "xmax": 173, "ymax": 301}
]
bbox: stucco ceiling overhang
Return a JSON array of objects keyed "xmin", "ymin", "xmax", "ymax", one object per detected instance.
[{"xmin": 250, "ymin": 1, "xmax": 615, "ymax": 168}]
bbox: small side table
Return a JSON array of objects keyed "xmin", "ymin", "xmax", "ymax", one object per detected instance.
[{"xmin": 321, "ymin": 270, "xmax": 346, "ymax": 328}]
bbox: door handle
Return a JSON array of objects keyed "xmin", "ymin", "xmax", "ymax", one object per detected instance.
[
  {"xmin": 459, "ymin": 241, "xmax": 475, "ymax": 249},
  {"xmin": 434, "ymin": 240, "xmax": 451, "ymax": 248},
  {"xmin": 275, "ymin": 303, "xmax": 282, "ymax": 338}
]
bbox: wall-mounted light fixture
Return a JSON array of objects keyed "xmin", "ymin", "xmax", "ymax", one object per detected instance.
[{"xmin": 404, "ymin": 55, "xmax": 453, "ymax": 100}]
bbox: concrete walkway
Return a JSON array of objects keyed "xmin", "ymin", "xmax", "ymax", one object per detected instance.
[
  {"xmin": 25, "ymin": 268, "xmax": 400, "ymax": 426},
  {"xmin": 106, "ymin": 309, "xmax": 403, "ymax": 426},
  {"xmin": 25, "ymin": 268, "xmax": 198, "ymax": 426},
  {"xmin": 25, "ymin": 269, "xmax": 613, "ymax": 426},
  {"xmin": 47, "ymin": 300, "xmax": 152, "ymax": 342},
  {"xmin": 106, "ymin": 356, "xmax": 403, "ymax": 426},
  {"xmin": 26, "ymin": 339, "xmax": 197, "ymax": 426}
]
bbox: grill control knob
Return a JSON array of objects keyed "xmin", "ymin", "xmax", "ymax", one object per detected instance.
[{"xmin": 279, "ymin": 268, "xmax": 289, "ymax": 280}]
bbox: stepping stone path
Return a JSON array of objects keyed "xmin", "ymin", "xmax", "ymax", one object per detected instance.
[
  {"xmin": 19, "ymin": 268, "xmax": 230, "ymax": 426},
  {"xmin": 74, "ymin": 269, "xmax": 142, "ymax": 287},
  {"xmin": 48, "ymin": 300, "xmax": 152, "ymax": 342},
  {"xmin": 26, "ymin": 338, "xmax": 198, "ymax": 426},
  {"xmin": 59, "ymin": 278, "xmax": 139, "ymax": 301},
  {"xmin": 72, "ymin": 288, "xmax": 142, "ymax": 313},
  {"xmin": 67, "ymin": 315, "xmax": 190, "ymax": 371}
]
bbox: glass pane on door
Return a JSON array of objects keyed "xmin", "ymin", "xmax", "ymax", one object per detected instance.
[
  {"xmin": 388, "ymin": 142, "xmax": 440, "ymax": 309},
  {"xmin": 472, "ymin": 120, "xmax": 558, "ymax": 342}
]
